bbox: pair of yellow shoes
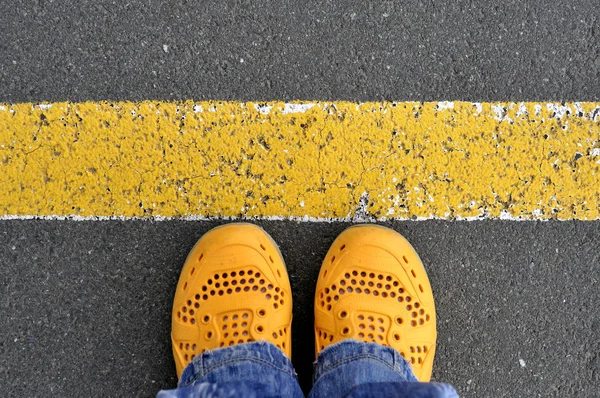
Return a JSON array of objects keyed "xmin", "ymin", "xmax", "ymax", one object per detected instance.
[{"xmin": 171, "ymin": 223, "xmax": 437, "ymax": 382}]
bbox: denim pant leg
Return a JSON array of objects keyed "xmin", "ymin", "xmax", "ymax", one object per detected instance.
[
  {"xmin": 309, "ymin": 340, "xmax": 458, "ymax": 398},
  {"xmin": 157, "ymin": 341, "xmax": 304, "ymax": 398}
]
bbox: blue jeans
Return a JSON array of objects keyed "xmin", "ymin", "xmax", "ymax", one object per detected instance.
[{"xmin": 157, "ymin": 340, "xmax": 457, "ymax": 398}]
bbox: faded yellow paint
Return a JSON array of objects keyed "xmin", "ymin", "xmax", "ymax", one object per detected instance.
[{"xmin": 0, "ymin": 101, "xmax": 599, "ymax": 220}]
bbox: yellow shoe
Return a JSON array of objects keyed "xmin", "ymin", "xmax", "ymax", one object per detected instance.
[
  {"xmin": 171, "ymin": 223, "xmax": 293, "ymax": 378},
  {"xmin": 314, "ymin": 225, "xmax": 437, "ymax": 381}
]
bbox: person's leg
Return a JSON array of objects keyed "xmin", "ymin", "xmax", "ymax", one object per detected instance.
[
  {"xmin": 157, "ymin": 340, "xmax": 302, "ymax": 397},
  {"xmin": 309, "ymin": 225, "xmax": 457, "ymax": 398},
  {"xmin": 157, "ymin": 223, "xmax": 303, "ymax": 398},
  {"xmin": 309, "ymin": 340, "xmax": 456, "ymax": 398}
]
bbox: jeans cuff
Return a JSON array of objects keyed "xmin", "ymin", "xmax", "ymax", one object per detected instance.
[
  {"xmin": 179, "ymin": 341, "xmax": 297, "ymax": 387},
  {"xmin": 313, "ymin": 339, "xmax": 417, "ymax": 383}
]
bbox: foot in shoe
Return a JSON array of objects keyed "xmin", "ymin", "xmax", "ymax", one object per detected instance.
[
  {"xmin": 171, "ymin": 223, "xmax": 293, "ymax": 378},
  {"xmin": 314, "ymin": 225, "xmax": 437, "ymax": 382}
]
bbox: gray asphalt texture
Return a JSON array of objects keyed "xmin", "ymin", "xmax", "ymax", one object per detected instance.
[
  {"xmin": 1, "ymin": 0, "xmax": 599, "ymax": 103},
  {"xmin": 1, "ymin": 1, "xmax": 600, "ymax": 397},
  {"xmin": 2, "ymin": 220, "xmax": 600, "ymax": 397}
]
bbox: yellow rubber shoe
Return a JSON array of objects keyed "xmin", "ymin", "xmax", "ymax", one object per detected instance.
[
  {"xmin": 171, "ymin": 223, "xmax": 293, "ymax": 378},
  {"xmin": 314, "ymin": 225, "xmax": 437, "ymax": 381}
]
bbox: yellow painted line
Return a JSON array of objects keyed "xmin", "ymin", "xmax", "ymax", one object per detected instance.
[{"xmin": 1, "ymin": 101, "xmax": 599, "ymax": 220}]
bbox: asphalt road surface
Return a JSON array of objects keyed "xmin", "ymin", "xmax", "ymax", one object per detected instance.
[{"xmin": 1, "ymin": 1, "xmax": 599, "ymax": 397}]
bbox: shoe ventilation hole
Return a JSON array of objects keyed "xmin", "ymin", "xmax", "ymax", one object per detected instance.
[
  {"xmin": 354, "ymin": 313, "xmax": 390, "ymax": 343},
  {"xmin": 270, "ymin": 326, "xmax": 288, "ymax": 351},
  {"xmin": 317, "ymin": 269, "xmax": 431, "ymax": 328},
  {"xmin": 340, "ymin": 244, "xmax": 346, "ymax": 251},
  {"xmin": 320, "ymin": 312, "xmax": 392, "ymax": 350},
  {"xmin": 179, "ymin": 266, "xmax": 285, "ymax": 324},
  {"xmin": 403, "ymin": 256, "xmax": 409, "ymax": 264},
  {"xmin": 316, "ymin": 329, "xmax": 335, "ymax": 347},
  {"xmin": 179, "ymin": 342, "xmax": 207, "ymax": 362},
  {"xmin": 404, "ymin": 345, "xmax": 430, "ymax": 366},
  {"xmin": 217, "ymin": 310, "xmax": 255, "ymax": 347}
]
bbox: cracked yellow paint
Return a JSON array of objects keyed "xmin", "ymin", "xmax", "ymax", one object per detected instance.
[{"xmin": 0, "ymin": 101, "xmax": 599, "ymax": 220}]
